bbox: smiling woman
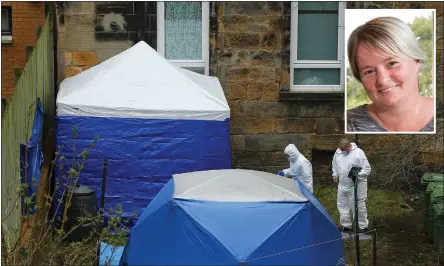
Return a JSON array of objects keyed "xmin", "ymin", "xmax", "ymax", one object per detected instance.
[{"xmin": 346, "ymin": 15, "xmax": 435, "ymax": 133}]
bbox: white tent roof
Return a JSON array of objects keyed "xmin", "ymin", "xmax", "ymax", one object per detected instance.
[
  {"xmin": 172, "ymin": 169, "xmax": 308, "ymax": 202},
  {"xmin": 56, "ymin": 41, "xmax": 230, "ymax": 121}
]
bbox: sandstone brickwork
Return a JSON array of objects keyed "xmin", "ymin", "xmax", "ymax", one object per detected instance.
[{"xmin": 57, "ymin": 1, "xmax": 444, "ymax": 182}]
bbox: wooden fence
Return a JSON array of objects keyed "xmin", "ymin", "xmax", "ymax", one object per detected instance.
[{"xmin": 1, "ymin": 10, "xmax": 55, "ymax": 235}]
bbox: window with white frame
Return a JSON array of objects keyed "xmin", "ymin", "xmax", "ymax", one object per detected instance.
[
  {"xmin": 1, "ymin": 6, "xmax": 12, "ymax": 35},
  {"xmin": 157, "ymin": 2, "xmax": 209, "ymax": 75},
  {"xmin": 94, "ymin": 2, "xmax": 209, "ymax": 75},
  {"xmin": 290, "ymin": 2, "xmax": 345, "ymax": 92},
  {"xmin": 2, "ymin": 6, "xmax": 13, "ymax": 44}
]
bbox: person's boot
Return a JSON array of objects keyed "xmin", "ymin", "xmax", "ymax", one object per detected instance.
[
  {"xmin": 358, "ymin": 227, "xmax": 369, "ymax": 234},
  {"xmin": 338, "ymin": 225, "xmax": 352, "ymax": 232}
]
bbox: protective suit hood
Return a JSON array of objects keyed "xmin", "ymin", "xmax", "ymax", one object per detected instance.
[
  {"xmin": 284, "ymin": 144, "xmax": 300, "ymax": 161},
  {"xmin": 280, "ymin": 144, "xmax": 313, "ymax": 193}
]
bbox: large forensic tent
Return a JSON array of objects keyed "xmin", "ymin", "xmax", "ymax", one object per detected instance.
[
  {"xmin": 55, "ymin": 41, "xmax": 231, "ymax": 226},
  {"xmin": 121, "ymin": 169, "xmax": 345, "ymax": 265}
]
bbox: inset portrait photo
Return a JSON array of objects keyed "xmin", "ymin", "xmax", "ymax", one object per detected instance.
[{"xmin": 344, "ymin": 9, "xmax": 436, "ymax": 134}]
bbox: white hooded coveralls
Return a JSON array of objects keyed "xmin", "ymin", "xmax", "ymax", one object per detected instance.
[
  {"xmin": 332, "ymin": 142, "xmax": 371, "ymax": 230},
  {"xmin": 282, "ymin": 144, "xmax": 313, "ymax": 193}
]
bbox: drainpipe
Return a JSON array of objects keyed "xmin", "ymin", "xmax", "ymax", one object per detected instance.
[
  {"xmin": 355, "ymin": 134, "xmax": 361, "ymax": 149},
  {"xmin": 47, "ymin": 1, "xmax": 58, "ymax": 214}
]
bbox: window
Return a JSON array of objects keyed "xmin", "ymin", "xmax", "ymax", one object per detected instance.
[
  {"xmin": 157, "ymin": 2, "xmax": 209, "ymax": 75},
  {"xmin": 2, "ymin": 6, "xmax": 12, "ymax": 43},
  {"xmin": 94, "ymin": 2, "xmax": 209, "ymax": 75},
  {"xmin": 290, "ymin": 2, "xmax": 345, "ymax": 93},
  {"xmin": 1, "ymin": 6, "xmax": 11, "ymax": 35}
]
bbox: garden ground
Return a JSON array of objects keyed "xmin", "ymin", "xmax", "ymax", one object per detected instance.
[{"xmin": 314, "ymin": 182, "xmax": 442, "ymax": 266}]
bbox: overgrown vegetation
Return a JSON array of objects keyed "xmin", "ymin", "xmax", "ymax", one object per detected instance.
[
  {"xmin": 314, "ymin": 183, "xmax": 441, "ymax": 266},
  {"xmin": 2, "ymin": 129, "xmax": 442, "ymax": 265},
  {"xmin": 362, "ymin": 129, "xmax": 443, "ymax": 189},
  {"xmin": 1, "ymin": 126, "xmax": 134, "ymax": 265}
]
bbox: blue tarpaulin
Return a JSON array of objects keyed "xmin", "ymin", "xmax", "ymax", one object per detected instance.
[
  {"xmin": 20, "ymin": 98, "xmax": 44, "ymax": 216},
  {"xmin": 99, "ymin": 242, "xmax": 124, "ymax": 266},
  {"xmin": 121, "ymin": 170, "xmax": 345, "ymax": 265},
  {"xmin": 54, "ymin": 117, "xmax": 231, "ymax": 227},
  {"xmin": 54, "ymin": 41, "xmax": 231, "ymax": 228}
]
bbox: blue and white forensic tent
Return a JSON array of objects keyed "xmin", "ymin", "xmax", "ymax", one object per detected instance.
[
  {"xmin": 55, "ymin": 41, "xmax": 231, "ymax": 226},
  {"xmin": 121, "ymin": 169, "xmax": 345, "ymax": 265}
]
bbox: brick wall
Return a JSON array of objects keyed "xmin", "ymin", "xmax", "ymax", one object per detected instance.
[{"xmin": 1, "ymin": 1, "xmax": 45, "ymax": 99}]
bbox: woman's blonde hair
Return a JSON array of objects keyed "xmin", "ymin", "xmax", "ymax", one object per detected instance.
[{"xmin": 347, "ymin": 16, "xmax": 424, "ymax": 82}]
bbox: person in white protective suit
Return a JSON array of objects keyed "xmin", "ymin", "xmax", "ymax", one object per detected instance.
[
  {"xmin": 278, "ymin": 144, "xmax": 314, "ymax": 193},
  {"xmin": 332, "ymin": 139, "xmax": 371, "ymax": 233}
]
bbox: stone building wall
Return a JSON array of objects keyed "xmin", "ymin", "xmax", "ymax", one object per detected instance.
[
  {"xmin": 56, "ymin": 2, "xmax": 135, "ymax": 84},
  {"xmin": 214, "ymin": 2, "xmax": 345, "ymax": 178},
  {"xmin": 215, "ymin": 1, "xmax": 443, "ymax": 181},
  {"xmin": 56, "ymin": 1, "xmax": 444, "ymax": 183}
]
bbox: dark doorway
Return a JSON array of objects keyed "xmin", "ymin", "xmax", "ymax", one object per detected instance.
[{"xmin": 311, "ymin": 149, "xmax": 335, "ymax": 180}]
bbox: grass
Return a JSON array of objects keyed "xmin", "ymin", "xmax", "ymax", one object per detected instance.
[
  {"xmin": 314, "ymin": 183, "xmax": 411, "ymax": 226},
  {"xmin": 314, "ymin": 182, "xmax": 442, "ymax": 266}
]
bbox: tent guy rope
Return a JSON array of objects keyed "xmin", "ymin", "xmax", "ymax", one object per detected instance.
[{"xmin": 243, "ymin": 229, "xmax": 377, "ymax": 263}]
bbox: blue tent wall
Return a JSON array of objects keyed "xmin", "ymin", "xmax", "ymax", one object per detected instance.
[
  {"xmin": 246, "ymin": 202, "xmax": 344, "ymax": 265},
  {"xmin": 121, "ymin": 179, "xmax": 344, "ymax": 265},
  {"xmin": 54, "ymin": 116, "xmax": 231, "ymax": 227}
]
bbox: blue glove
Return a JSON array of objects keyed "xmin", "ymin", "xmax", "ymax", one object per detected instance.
[{"xmin": 278, "ymin": 171, "xmax": 285, "ymax": 176}]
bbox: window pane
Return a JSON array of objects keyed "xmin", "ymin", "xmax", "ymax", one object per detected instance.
[
  {"xmin": 143, "ymin": 32, "xmax": 157, "ymax": 50},
  {"xmin": 298, "ymin": 2, "xmax": 338, "ymax": 11},
  {"xmin": 164, "ymin": 2, "xmax": 202, "ymax": 60},
  {"xmin": 181, "ymin": 66, "xmax": 205, "ymax": 75},
  {"xmin": 145, "ymin": 2, "xmax": 157, "ymax": 48},
  {"xmin": 293, "ymin": 68, "xmax": 340, "ymax": 85},
  {"xmin": 2, "ymin": 9, "xmax": 9, "ymax": 32},
  {"xmin": 297, "ymin": 13, "xmax": 338, "ymax": 60}
]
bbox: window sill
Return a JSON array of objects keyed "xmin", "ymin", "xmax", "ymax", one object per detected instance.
[
  {"xmin": 1, "ymin": 35, "xmax": 13, "ymax": 44},
  {"xmin": 279, "ymin": 90, "xmax": 345, "ymax": 102}
]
